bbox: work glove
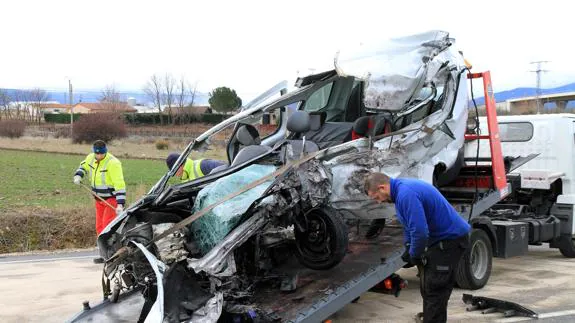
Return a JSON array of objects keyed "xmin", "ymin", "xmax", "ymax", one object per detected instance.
[
  {"xmin": 115, "ymin": 204, "xmax": 124, "ymax": 215},
  {"xmin": 411, "ymin": 255, "xmax": 426, "ymax": 267},
  {"xmin": 73, "ymin": 175, "xmax": 82, "ymax": 185},
  {"xmin": 402, "ymin": 244, "xmax": 415, "ymax": 268}
]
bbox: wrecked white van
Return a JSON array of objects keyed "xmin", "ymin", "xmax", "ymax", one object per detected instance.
[{"xmin": 72, "ymin": 30, "xmax": 470, "ymax": 322}]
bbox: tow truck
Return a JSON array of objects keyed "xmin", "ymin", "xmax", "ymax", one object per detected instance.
[
  {"xmin": 68, "ymin": 36, "xmax": 572, "ymax": 323},
  {"xmin": 71, "ymin": 72, "xmax": 513, "ymax": 323}
]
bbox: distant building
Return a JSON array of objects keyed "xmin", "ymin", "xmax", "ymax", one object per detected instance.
[
  {"xmin": 38, "ymin": 103, "xmax": 72, "ymax": 114},
  {"xmin": 72, "ymin": 102, "xmax": 137, "ymax": 114},
  {"xmin": 132, "ymin": 104, "xmax": 158, "ymax": 114}
]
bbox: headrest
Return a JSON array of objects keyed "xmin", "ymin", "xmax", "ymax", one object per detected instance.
[
  {"xmin": 287, "ymin": 110, "xmax": 311, "ymax": 134},
  {"xmin": 352, "ymin": 116, "xmax": 372, "ymax": 136},
  {"xmin": 309, "ymin": 111, "xmax": 326, "ymax": 131},
  {"xmin": 370, "ymin": 115, "xmax": 391, "ymax": 137},
  {"xmin": 235, "ymin": 124, "xmax": 261, "ymax": 146}
]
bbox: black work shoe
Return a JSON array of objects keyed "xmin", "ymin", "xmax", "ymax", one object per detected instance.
[
  {"xmin": 93, "ymin": 257, "xmax": 105, "ymax": 264},
  {"xmin": 365, "ymin": 219, "xmax": 386, "ymax": 239}
]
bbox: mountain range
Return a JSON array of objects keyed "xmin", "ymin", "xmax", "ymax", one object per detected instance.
[
  {"xmin": 471, "ymin": 82, "xmax": 575, "ymax": 107},
  {"xmin": 1, "ymin": 88, "xmax": 210, "ymax": 106}
]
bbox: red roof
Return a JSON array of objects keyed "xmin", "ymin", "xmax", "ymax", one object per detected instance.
[{"xmin": 37, "ymin": 103, "xmax": 71, "ymax": 110}]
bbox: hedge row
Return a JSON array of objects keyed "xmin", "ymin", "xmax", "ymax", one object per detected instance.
[
  {"xmin": 44, "ymin": 113, "xmax": 230, "ymax": 125},
  {"xmin": 123, "ymin": 113, "xmax": 229, "ymax": 125},
  {"xmin": 44, "ymin": 113, "xmax": 82, "ymax": 123}
]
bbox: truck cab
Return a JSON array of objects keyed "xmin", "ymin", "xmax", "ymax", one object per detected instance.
[{"xmin": 463, "ymin": 113, "xmax": 575, "ymax": 258}]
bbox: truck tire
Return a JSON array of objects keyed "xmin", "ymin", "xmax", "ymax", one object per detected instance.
[
  {"xmin": 455, "ymin": 229, "xmax": 492, "ymax": 290},
  {"xmin": 558, "ymin": 236, "xmax": 575, "ymax": 258},
  {"xmin": 294, "ymin": 207, "xmax": 348, "ymax": 270}
]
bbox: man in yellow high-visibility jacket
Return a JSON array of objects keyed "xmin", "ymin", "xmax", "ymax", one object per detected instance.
[
  {"xmin": 73, "ymin": 140, "xmax": 127, "ymax": 237},
  {"xmin": 166, "ymin": 153, "xmax": 226, "ymax": 182}
]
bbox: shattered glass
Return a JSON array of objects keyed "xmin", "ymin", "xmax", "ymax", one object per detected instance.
[{"xmin": 191, "ymin": 164, "xmax": 277, "ymax": 254}]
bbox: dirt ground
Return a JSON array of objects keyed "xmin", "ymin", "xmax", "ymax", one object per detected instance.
[{"xmin": 1, "ymin": 245, "xmax": 574, "ymax": 323}]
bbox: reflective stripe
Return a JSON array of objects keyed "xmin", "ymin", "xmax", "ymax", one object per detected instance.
[
  {"xmin": 92, "ymin": 190, "xmax": 113, "ymax": 198},
  {"xmin": 113, "ymin": 189, "xmax": 126, "ymax": 195},
  {"xmin": 93, "ymin": 187, "xmax": 114, "ymax": 193},
  {"xmin": 76, "ymin": 168, "xmax": 86, "ymax": 175},
  {"xmin": 192, "ymin": 160, "xmax": 199, "ymax": 179},
  {"xmin": 92, "ymin": 188, "xmax": 114, "ymax": 194},
  {"xmin": 88, "ymin": 156, "xmax": 95, "ymax": 184},
  {"xmin": 100, "ymin": 157, "xmax": 112, "ymax": 186}
]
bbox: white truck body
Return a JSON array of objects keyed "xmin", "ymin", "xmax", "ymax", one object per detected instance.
[{"xmin": 465, "ymin": 113, "xmax": 575, "ymax": 235}]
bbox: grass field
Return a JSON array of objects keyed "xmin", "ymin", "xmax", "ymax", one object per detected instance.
[
  {"xmin": 0, "ymin": 149, "xmax": 167, "ymax": 210},
  {"xmin": 0, "ymin": 137, "xmax": 229, "ymax": 253}
]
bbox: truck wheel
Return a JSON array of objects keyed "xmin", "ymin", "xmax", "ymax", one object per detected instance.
[
  {"xmin": 455, "ymin": 229, "xmax": 492, "ymax": 290},
  {"xmin": 294, "ymin": 207, "xmax": 348, "ymax": 270},
  {"xmin": 558, "ymin": 236, "xmax": 575, "ymax": 258}
]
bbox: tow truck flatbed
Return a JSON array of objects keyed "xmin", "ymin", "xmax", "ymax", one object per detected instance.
[
  {"xmin": 68, "ymin": 226, "xmax": 406, "ymax": 323},
  {"xmin": 254, "ymin": 226, "xmax": 405, "ymax": 322}
]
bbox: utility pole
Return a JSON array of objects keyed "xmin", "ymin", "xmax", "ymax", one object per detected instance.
[
  {"xmin": 530, "ymin": 61, "xmax": 549, "ymax": 114},
  {"xmin": 69, "ymin": 80, "xmax": 74, "ymax": 137}
]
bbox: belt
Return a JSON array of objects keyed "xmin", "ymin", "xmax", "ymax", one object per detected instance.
[{"xmin": 431, "ymin": 234, "xmax": 469, "ymax": 251}]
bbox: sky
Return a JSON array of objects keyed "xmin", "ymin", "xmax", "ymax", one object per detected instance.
[{"xmin": 0, "ymin": 0, "xmax": 572, "ymax": 102}]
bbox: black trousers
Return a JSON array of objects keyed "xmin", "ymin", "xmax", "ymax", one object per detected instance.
[{"xmin": 419, "ymin": 234, "xmax": 470, "ymax": 323}]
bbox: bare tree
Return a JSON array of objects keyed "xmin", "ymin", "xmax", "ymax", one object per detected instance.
[
  {"xmin": 99, "ymin": 84, "xmax": 125, "ymax": 112},
  {"xmin": 144, "ymin": 74, "xmax": 163, "ymax": 125},
  {"xmin": 187, "ymin": 81, "xmax": 199, "ymax": 122},
  {"xmin": 29, "ymin": 88, "xmax": 50, "ymax": 124},
  {"xmin": 0, "ymin": 89, "xmax": 12, "ymax": 120},
  {"xmin": 188, "ymin": 81, "xmax": 198, "ymax": 108},
  {"xmin": 10, "ymin": 89, "xmax": 32, "ymax": 120},
  {"xmin": 176, "ymin": 76, "xmax": 189, "ymax": 123},
  {"xmin": 163, "ymin": 73, "xmax": 176, "ymax": 124}
]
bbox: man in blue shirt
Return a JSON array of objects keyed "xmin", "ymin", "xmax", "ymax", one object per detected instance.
[{"xmin": 364, "ymin": 172, "xmax": 471, "ymax": 323}]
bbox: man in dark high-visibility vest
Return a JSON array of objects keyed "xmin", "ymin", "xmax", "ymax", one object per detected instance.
[
  {"xmin": 166, "ymin": 153, "xmax": 226, "ymax": 182},
  {"xmin": 73, "ymin": 140, "xmax": 126, "ymax": 263}
]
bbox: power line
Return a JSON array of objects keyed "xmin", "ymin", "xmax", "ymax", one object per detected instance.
[{"xmin": 530, "ymin": 60, "xmax": 550, "ymax": 114}]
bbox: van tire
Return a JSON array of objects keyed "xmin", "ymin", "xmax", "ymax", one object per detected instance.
[{"xmin": 294, "ymin": 207, "xmax": 348, "ymax": 270}]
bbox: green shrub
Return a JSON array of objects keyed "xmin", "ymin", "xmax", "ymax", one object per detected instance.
[
  {"xmin": 123, "ymin": 113, "xmax": 228, "ymax": 125},
  {"xmin": 0, "ymin": 119, "xmax": 27, "ymax": 138},
  {"xmin": 155, "ymin": 139, "xmax": 169, "ymax": 150},
  {"xmin": 47, "ymin": 112, "xmax": 229, "ymax": 126},
  {"xmin": 44, "ymin": 113, "xmax": 81, "ymax": 123}
]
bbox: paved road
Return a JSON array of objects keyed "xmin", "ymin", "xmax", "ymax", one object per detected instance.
[
  {"xmin": 0, "ymin": 250, "xmax": 97, "ymax": 264},
  {"xmin": 1, "ymin": 245, "xmax": 574, "ymax": 322}
]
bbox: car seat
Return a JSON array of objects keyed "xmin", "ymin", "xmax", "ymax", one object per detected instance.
[
  {"xmin": 229, "ymin": 124, "xmax": 273, "ymax": 167},
  {"xmin": 284, "ymin": 111, "xmax": 320, "ymax": 159},
  {"xmin": 350, "ymin": 115, "xmax": 392, "ymax": 140}
]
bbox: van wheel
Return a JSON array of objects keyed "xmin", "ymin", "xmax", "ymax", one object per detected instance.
[
  {"xmin": 455, "ymin": 229, "xmax": 492, "ymax": 290},
  {"xmin": 559, "ymin": 236, "xmax": 575, "ymax": 258},
  {"xmin": 294, "ymin": 207, "xmax": 348, "ymax": 270}
]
